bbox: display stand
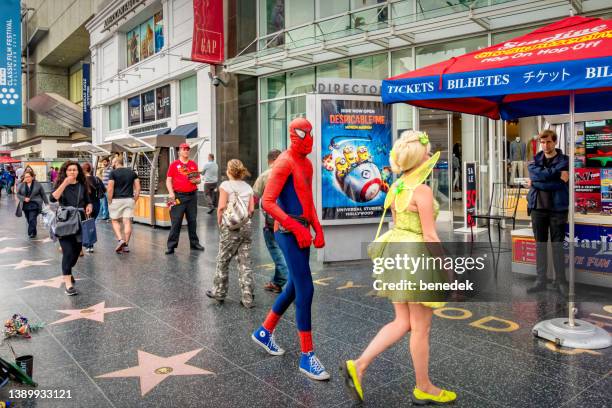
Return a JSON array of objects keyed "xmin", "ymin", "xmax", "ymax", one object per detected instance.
[{"xmin": 455, "ymin": 161, "xmax": 486, "ymax": 234}]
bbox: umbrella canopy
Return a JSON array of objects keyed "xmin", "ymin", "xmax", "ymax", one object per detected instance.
[
  {"xmin": 382, "ymin": 16, "xmax": 612, "ymax": 120},
  {"xmin": 0, "ymin": 156, "xmax": 20, "ymax": 164}
]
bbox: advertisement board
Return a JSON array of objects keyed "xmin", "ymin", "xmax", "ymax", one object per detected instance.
[
  {"xmin": 464, "ymin": 162, "xmax": 478, "ymax": 228},
  {"xmin": 82, "ymin": 63, "xmax": 91, "ymax": 128},
  {"xmin": 575, "ymin": 168, "xmax": 601, "ymax": 214},
  {"xmin": 128, "ymin": 96, "xmax": 141, "ymax": 126},
  {"xmin": 319, "ymin": 98, "xmax": 392, "ymax": 221},
  {"xmin": 0, "ymin": 0, "xmax": 21, "ymax": 127},
  {"xmin": 156, "ymin": 85, "xmax": 171, "ymax": 120},
  {"xmin": 141, "ymin": 90, "xmax": 155, "ymax": 123}
]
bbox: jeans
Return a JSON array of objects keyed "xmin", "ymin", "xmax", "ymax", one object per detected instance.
[
  {"xmin": 531, "ymin": 209, "xmax": 568, "ymax": 284},
  {"xmin": 204, "ymin": 182, "xmax": 217, "ymax": 209},
  {"xmin": 98, "ymin": 194, "xmax": 109, "ymax": 220},
  {"xmin": 263, "ymin": 227, "xmax": 288, "ymax": 286}
]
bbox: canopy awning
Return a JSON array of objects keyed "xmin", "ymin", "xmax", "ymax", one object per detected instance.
[
  {"xmin": 28, "ymin": 93, "xmax": 91, "ymax": 135},
  {"xmin": 71, "ymin": 142, "xmax": 111, "ymax": 156},
  {"xmin": 0, "ymin": 156, "xmax": 20, "ymax": 164},
  {"xmin": 170, "ymin": 123, "xmax": 198, "ymax": 138},
  {"xmin": 382, "ymin": 16, "xmax": 612, "ymax": 120}
]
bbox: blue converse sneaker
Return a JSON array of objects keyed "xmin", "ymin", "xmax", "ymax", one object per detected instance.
[
  {"xmin": 299, "ymin": 352, "xmax": 330, "ymax": 381},
  {"xmin": 251, "ymin": 326, "xmax": 285, "ymax": 356}
]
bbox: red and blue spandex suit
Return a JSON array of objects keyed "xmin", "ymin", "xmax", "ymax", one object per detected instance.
[{"xmin": 260, "ymin": 117, "xmax": 325, "ymax": 353}]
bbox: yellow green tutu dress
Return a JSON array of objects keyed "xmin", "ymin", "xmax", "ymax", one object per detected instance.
[{"xmin": 368, "ymin": 152, "xmax": 447, "ymax": 308}]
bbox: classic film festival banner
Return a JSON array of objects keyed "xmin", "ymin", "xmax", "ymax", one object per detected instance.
[{"xmin": 0, "ymin": 0, "xmax": 21, "ymax": 127}]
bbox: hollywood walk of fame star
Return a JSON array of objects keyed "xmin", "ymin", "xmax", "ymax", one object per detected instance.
[
  {"xmin": 0, "ymin": 237, "xmax": 16, "ymax": 242},
  {"xmin": 50, "ymin": 302, "xmax": 132, "ymax": 325},
  {"xmin": 18, "ymin": 276, "xmax": 83, "ymax": 290},
  {"xmin": 0, "ymin": 259, "xmax": 52, "ymax": 270},
  {"xmin": 0, "ymin": 246, "xmax": 28, "ymax": 254},
  {"xmin": 96, "ymin": 349, "xmax": 214, "ymax": 396}
]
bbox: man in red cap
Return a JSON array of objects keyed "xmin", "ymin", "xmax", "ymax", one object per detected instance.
[{"xmin": 165, "ymin": 142, "xmax": 205, "ymax": 254}]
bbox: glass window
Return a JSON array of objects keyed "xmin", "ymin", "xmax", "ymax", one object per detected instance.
[
  {"xmin": 391, "ymin": 0, "xmax": 414, "ymax": 24},
  {"xmin": 126, "ymin": 11, "xmax": 163, "ymax": 67},
  {"xmin": 317, "ymin": 0, "xmax": 349, "ymax": 18},
  {"xmin": 287, "ymin": 96, "xmax": 306, "ymax": 121},
  {"xmin": 286, "ymin": 68, "xmax": 315, "ymax": 96},
  {"xmin": 261, "ymin": 74, "xmax": 286, "ymax": 100},
  {"xmin": 180, "ymin": 75, "xmax": 197, "ymax": 114},
  {"xmin": 391, "ymin": 48, "xmax": 412, "ymax": 76},
  {"xmin": 260, "ymin": 100, "xmax": 287, "ymax": 169},
  {"xmin": 260, "ymin": 0, "xmax": 285, "ymax": 36},
  {"xmin": 351, "ymin": 0, "xmax": 388, "ymax": 30},
  {"xmin": 128, "ymin": 96, "xmax": 141, "ymax": 126},
  {"xmin": 492, "ymin": 26, "xmax": 540, "ymax": 45},
  {"xmin": 286, "ymin": 0, "xmax": 314, "ymax": 27},
  {"xmin": 109, "ymin": 102, "xmax": 122, "ymax": 131},
  {"xmin": 416, "ymin": 36, "xmax": 487, "ymax": 68},
  {"xmin": 156, "ymin": 85, "xmax": 171, "ymax": 119},
  {"xmin": 316, "ymin": 60, "xmax": 350, "ymax": 79},
  {"xmin": 351, "ymin": 53, "xmax": 388, "ymax": 80},
  {"xmin": 141, "ymin": 90, "xmax": 156, "ymax": 123},
  {"xmin": 69, "ymin": 69, "xmax": 83, "ymax": 106}
]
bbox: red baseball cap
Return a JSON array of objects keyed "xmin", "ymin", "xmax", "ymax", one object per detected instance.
[{"xmin": 179, "ymin": 143, "xmax": 190, "ymax": 150}]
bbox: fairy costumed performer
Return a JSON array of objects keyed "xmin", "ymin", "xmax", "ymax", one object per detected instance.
[{"xmin": 251, "ymin": 117, "xmax": 329, "ymax": 381}]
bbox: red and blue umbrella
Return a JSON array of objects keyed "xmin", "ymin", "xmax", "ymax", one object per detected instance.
[{"xmin": 382, "ymin": 16, "xmax": 612, "ymax": 120}]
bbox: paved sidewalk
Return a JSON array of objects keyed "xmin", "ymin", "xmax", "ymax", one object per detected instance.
[{"xmin": 0, "ymin": 193, "xmax": 610, "ymax": 407}]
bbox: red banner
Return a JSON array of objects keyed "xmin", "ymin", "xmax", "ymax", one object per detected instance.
[{"xmin": 191, "ymin": 0, "xmax": 224, "ymax": 64}]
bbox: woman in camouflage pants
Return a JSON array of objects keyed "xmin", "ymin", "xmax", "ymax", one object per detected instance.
[{"xmin": 206, "ymin": 159, "xmax": 256, "ymax": 308}]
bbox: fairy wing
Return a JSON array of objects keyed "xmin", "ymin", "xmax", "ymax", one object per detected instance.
[{"xmin": 385, "ymin": 151, "xmax": 440, "ymax": 213}]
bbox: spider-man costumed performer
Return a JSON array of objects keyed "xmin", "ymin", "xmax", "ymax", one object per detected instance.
[{"xmin": 251, "ymin": 117, "xmax": 329, "ymax": 380}]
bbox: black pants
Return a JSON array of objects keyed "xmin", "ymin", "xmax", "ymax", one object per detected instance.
[
  {"xmin": 531, "ymin": 209, "xmax": 568, "ymax": 284},
  {"xmin": 167, "ymin": 191, "xmax": 200, "ymax": 249},
  {"xmin": 58, "ymin": 235, "xmax": 82, "ymax": 276},
  {"xmin": 24, "ymin": 209, "xmax": 38, "ymax": 237},
  {"xmin": 204, "ymin": 182, "xmax": 217, "ymax": 209}
]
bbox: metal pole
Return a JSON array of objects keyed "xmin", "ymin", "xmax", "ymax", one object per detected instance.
[{"xmin": 568, "ymin": 91, "xmax": 576, "ymax": 327}]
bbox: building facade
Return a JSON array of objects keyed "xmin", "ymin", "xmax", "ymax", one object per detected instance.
[{"xmin": 5, "ymin": 0, "xmax": 106, "ymax": 160}]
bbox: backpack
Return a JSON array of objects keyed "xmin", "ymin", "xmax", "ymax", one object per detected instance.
[{"xmin": 222, "ymin": 182, "xmax": 250, "ymax": 230}]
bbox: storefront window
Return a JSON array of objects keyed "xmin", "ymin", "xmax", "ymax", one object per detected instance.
[
  {"xmin": 286, "ymin": 0, "xmax": 314, "ymax": 27},
  {"xmin": 316, "ymin": 61, "xmax": 350, "ymax": 78},
  {"xmin": 141, "ymin": 90, "xmax": 156, "ymax": 123},
  {"xmin": 180, "ymin": 75, "xmax": 197, "ymax": 114},
  {"xmin": 286, "ymin": 68, "xmax": 315, "ymax": 96},
  {"xmin": 351, "ymin": 0, "xmax": 388, "ymax": 29},
  {"xmin": 416, "ymin": 35, "xmax": 487, "ymax": 68},
  {"xmin": 262, "ymin": 74, "xmax": 286, "ymax": 100},
  {"xmin": 351, "ymin": 53, "xmax": 388, "ymax": 80},
  {"xmin": 69, "ymin": 69, "xmax": 83, "ymax": 107},
  {"xmin": 287, "ymin": 96, "xmax": 306, "ymax": 121},
  {"xmin": 127, "ymin": 11, "xmax": 164, "ymax": 67},
  {"xmin": 492, "ymin": 26, "xmax": 539, "ymax": 44},
  {"xmin": 261, "ymin": 100, "xmax": 287, "ymax": 163},
  {"xmin": 109, "ymin": 102, "xmax": 122, "ymax": 131}
]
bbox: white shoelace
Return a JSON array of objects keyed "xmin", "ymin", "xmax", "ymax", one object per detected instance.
[
  {"xmin": 309, "ymin": 354, "xmax": 325, "ymax": 374},
  {"xmin": 267, "ymin": 335, "xmax": 280, "ymax": 351}
]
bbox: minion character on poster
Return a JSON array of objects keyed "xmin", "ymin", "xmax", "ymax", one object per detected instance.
[{"xmin": 320, "ymin": 99, "xmax": 392, "ymax": 220}]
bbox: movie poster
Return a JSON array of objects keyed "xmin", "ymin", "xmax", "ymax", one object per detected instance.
[
  {"xmin": 320, "ymin": 99, "xmax": 392, "ymax": 220},
  {"xmin": 128, "ymin": 96, "xmax": 141, "ymax": 126},
  {"xmin": 140, "ymin": 17, "xmax": 155, "ymax": 60},
  {"xmin": 154, "ymin": 12, "xmax": 164, "ymax": 53},
  {"xmin": 585, "ymin": 120, "xmax": 612, "ymax": 168},
  {"xmin": 601, "ymin": 169, "xmax": 612, "ymax": 215},
  {"xmin": 127, "ymin": 28, "xmax": 140, "ymax": 66},
  {"xmin": 575, "ymin": 168, "xmax": 601, "ymax": 214}
]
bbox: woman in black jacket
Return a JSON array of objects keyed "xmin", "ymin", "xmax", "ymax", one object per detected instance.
[
  {"xmin": 17, "ymin": 169, "xmax": 49, "ymax": 238},
  {"xmin": 50, "ymin": 161, "xmax": 92, "ymax": 296},
  {"xmin": 82, "ymin": 162, "xmax": 104, "ymax": 253}
]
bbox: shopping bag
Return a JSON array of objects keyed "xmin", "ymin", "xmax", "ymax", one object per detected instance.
[{"xmin": 81, "ymin": 218, "xmax": 97, "ymax": 247}]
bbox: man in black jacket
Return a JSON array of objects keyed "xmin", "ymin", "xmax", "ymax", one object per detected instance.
[{"xmin": 526, "ymin": 130, "xmax": 569, "ymax": 296}]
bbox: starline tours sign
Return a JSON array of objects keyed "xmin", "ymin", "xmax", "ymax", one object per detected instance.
[
  {"xmin": 191, "ymin": 0, "xmax": 224, "ymax": 65},
  {"xmin": 0, "ymin": 0, "xmax": 21, "ymax": 127}
]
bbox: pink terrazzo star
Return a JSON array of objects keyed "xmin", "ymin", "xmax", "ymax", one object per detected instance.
[
  {"xmin": 50, "ymin": 302, "xmax": 131, "ymax": 325},
  {"xmin": 0, "ymin": 246, "xmax": 28, "ymax": 254},
  {"xmin": 0, "ymin": 259, "xmax": 52, "ymax": 270},
  {"xmin": 96, "ymin": 349, "xmax": 214, "ymax": 396},
  {"xmin": 18, "ymin": 276, "xmax": 83, "ymax": 290}
]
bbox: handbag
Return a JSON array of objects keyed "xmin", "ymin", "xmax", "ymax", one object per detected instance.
[
  {"xmin": 53, "ymin": 184, "xmax": 83, "ymax": 238},
  {"xmin": 15, "ymin": 203, "xmax": 22, "ymax": 218},
  {"xmin": 222, "ymin": 182, "xmax": 250, "ymax": 231},
  {"xmin": 81, "ymin": 217, "xmax": 97, "ymax": 246}
]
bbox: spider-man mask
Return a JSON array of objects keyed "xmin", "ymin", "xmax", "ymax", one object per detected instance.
[{"xmin": 289, "ymin": 117, "xmax": 313, "ymax": 155}]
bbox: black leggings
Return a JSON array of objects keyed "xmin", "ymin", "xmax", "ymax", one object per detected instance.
[{"xmin": 58, "ymin": 235, "xmax": 82, "ymax": 276}]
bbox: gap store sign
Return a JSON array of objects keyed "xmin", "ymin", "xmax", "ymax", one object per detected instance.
[{"xmin": 0, "ymin": 0, "xmax": 21, "ymax": 127}]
